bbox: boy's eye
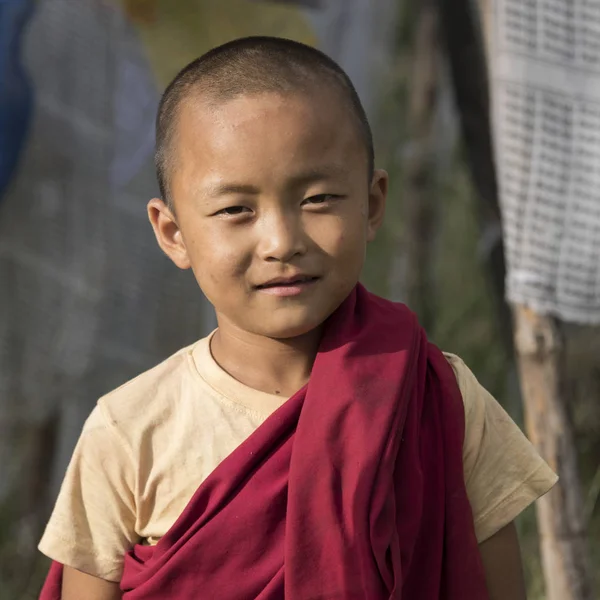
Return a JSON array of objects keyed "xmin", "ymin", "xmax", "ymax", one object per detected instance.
[
  {"xmin": 215, "ymin": 206, "xmax": 251, "ymax": 216},
  {"xmin": 302, "ymin": 194, "xmax": 340, "ymax": 205}
]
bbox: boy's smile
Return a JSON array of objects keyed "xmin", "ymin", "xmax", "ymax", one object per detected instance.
[
  {"xmin": 149, "ymin": 90, "xmax": 387, "ymax": 340},
  {"xmin": 254, "ymin": 273, "xmax": 320, "ymax": 297}
]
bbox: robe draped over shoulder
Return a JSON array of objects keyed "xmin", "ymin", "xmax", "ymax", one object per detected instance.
[{"xmin": 40, "ymin": 285, "xmax": 489, "ymax": 599}]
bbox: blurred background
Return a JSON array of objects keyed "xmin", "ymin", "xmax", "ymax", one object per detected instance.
[{"xmin": 0, "ymin": 1, "xmax": 598, "ymax": 599}]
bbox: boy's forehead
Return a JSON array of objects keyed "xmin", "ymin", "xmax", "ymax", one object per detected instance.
[{"xmin": 173, "ymin": 90, "xmax": 366, "ymax": 182}]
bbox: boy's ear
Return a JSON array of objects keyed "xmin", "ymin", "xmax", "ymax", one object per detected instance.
[
  {"xmin": 147, "ymin": 198, "xmax": 192, "ymax": 269},
  {"xmin": 367, "ymin": 169, "xmax": 388, "ymax": 242}
]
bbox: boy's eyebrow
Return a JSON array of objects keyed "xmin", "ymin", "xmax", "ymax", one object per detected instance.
[
  {"xmin": 204, "ymin": 182, "xmax": 260, "ymax": 198},
  {"xmin": 204, "ymin": 165, "xmax": 349, "ymax": 198},
  {"xmin": 288, "ymin": 165, "xmax": 348, "ymax": 187}
]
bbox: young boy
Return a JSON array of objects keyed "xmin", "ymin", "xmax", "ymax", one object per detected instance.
[{"xmin": 39, "ymin": 37, "xmax": 557, "ymax": 600}]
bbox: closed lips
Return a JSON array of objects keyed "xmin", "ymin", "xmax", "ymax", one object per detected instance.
[{"xmin": 255, "ymin": 276, "xmax": 319, "ymax": 289}]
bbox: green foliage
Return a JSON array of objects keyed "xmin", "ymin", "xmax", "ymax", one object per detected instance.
[{"xmin": 429, "ymin": 154, "xmax": 513, "ymax": 400}]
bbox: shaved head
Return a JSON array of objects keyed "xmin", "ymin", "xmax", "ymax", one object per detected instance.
[{"xmin": 155, "ymin": 36, "xmax": 374, "ymax": 206}]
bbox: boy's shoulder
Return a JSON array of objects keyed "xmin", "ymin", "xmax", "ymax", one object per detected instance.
[
  {"xmin": 94, "ymin": 339, "xmax": 202, "ymax": 429},
  {"xmin": 442, "ymin": 352, "xmax": 475, "ymax": 406},
  {"xmin": 442, "ymin": 351, "xmax": 469, "ymax": 376}
]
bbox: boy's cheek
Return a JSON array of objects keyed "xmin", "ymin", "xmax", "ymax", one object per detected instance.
[
  {"xmin": 314, "ymin": 218, "xmax": 365, "ymax": 256},
  {"xmin": 330, "ymin": 226, "xmax": 369, "ymax": 266}
]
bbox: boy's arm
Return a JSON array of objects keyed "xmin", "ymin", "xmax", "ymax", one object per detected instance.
[
  {"xmin": 479, "ymin": 521, "xmax": 527, "ymax": 600},
  {"xmin": 39, "ymin": 405, "xmax": 138, "ymax": 590},
  {"xmin": 62, "ymin": 566, "xmax": 122, "ymax": 600}
]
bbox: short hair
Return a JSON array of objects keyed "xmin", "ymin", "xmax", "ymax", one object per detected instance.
[{"xmin": 155, "ymin": 36, "xmax": 374, "ymax": 206}]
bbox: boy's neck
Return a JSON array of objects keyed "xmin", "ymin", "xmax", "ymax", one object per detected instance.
[{"xmin": 210, "ymin": 321, "xmax": 322, "ymax": 398}]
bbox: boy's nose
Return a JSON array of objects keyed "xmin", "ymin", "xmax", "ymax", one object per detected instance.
[{"xmin": 257, "ymin": 212, "xmax": 307, "ymax": 263}]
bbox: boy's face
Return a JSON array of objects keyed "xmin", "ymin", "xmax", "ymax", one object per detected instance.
[{"xmin": 149, "ymin": 90, "xmax": 387, "ymax": 340}]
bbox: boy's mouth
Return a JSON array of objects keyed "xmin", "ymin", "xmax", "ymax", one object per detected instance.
[{"xmin": 255, "ymin": 275, "xmax": 320, "ymax": 297}]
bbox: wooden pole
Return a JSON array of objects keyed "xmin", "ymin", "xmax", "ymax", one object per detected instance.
[{"xmin": 513, "ymin": 305, "xmax": 595, "ymax": 600}]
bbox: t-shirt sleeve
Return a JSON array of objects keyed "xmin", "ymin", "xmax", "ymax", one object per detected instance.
[
  {"xmin": 445, "ymin": 354, "xmax": 558, "ymax": 543},
  {"xmin": 38, "ymin": 403, "xmax": 138, "ymax": 582}
]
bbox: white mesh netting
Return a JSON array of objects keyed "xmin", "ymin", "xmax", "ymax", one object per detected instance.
[{"xmin": 485, "ymin": 0, "xmax": 600, "ymax": 324}]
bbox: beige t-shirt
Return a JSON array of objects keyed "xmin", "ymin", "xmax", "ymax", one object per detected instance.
[{"xmin": 39, "ymin": 334, "xmax": 557, "ymax": 582}]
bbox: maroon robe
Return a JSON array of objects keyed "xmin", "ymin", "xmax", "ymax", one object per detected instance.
[{"xmin": 40, "ymin": 285, "xmax": 489, "ymax": 599}]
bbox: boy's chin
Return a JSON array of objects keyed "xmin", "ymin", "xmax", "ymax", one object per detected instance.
[
  {"xmin": 246, "ymin": 311, "xmax": 328, "ymax": 341},
  {"xmin": 243, "ymin": 289, "xmax": 353, "ymax": 340}
]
